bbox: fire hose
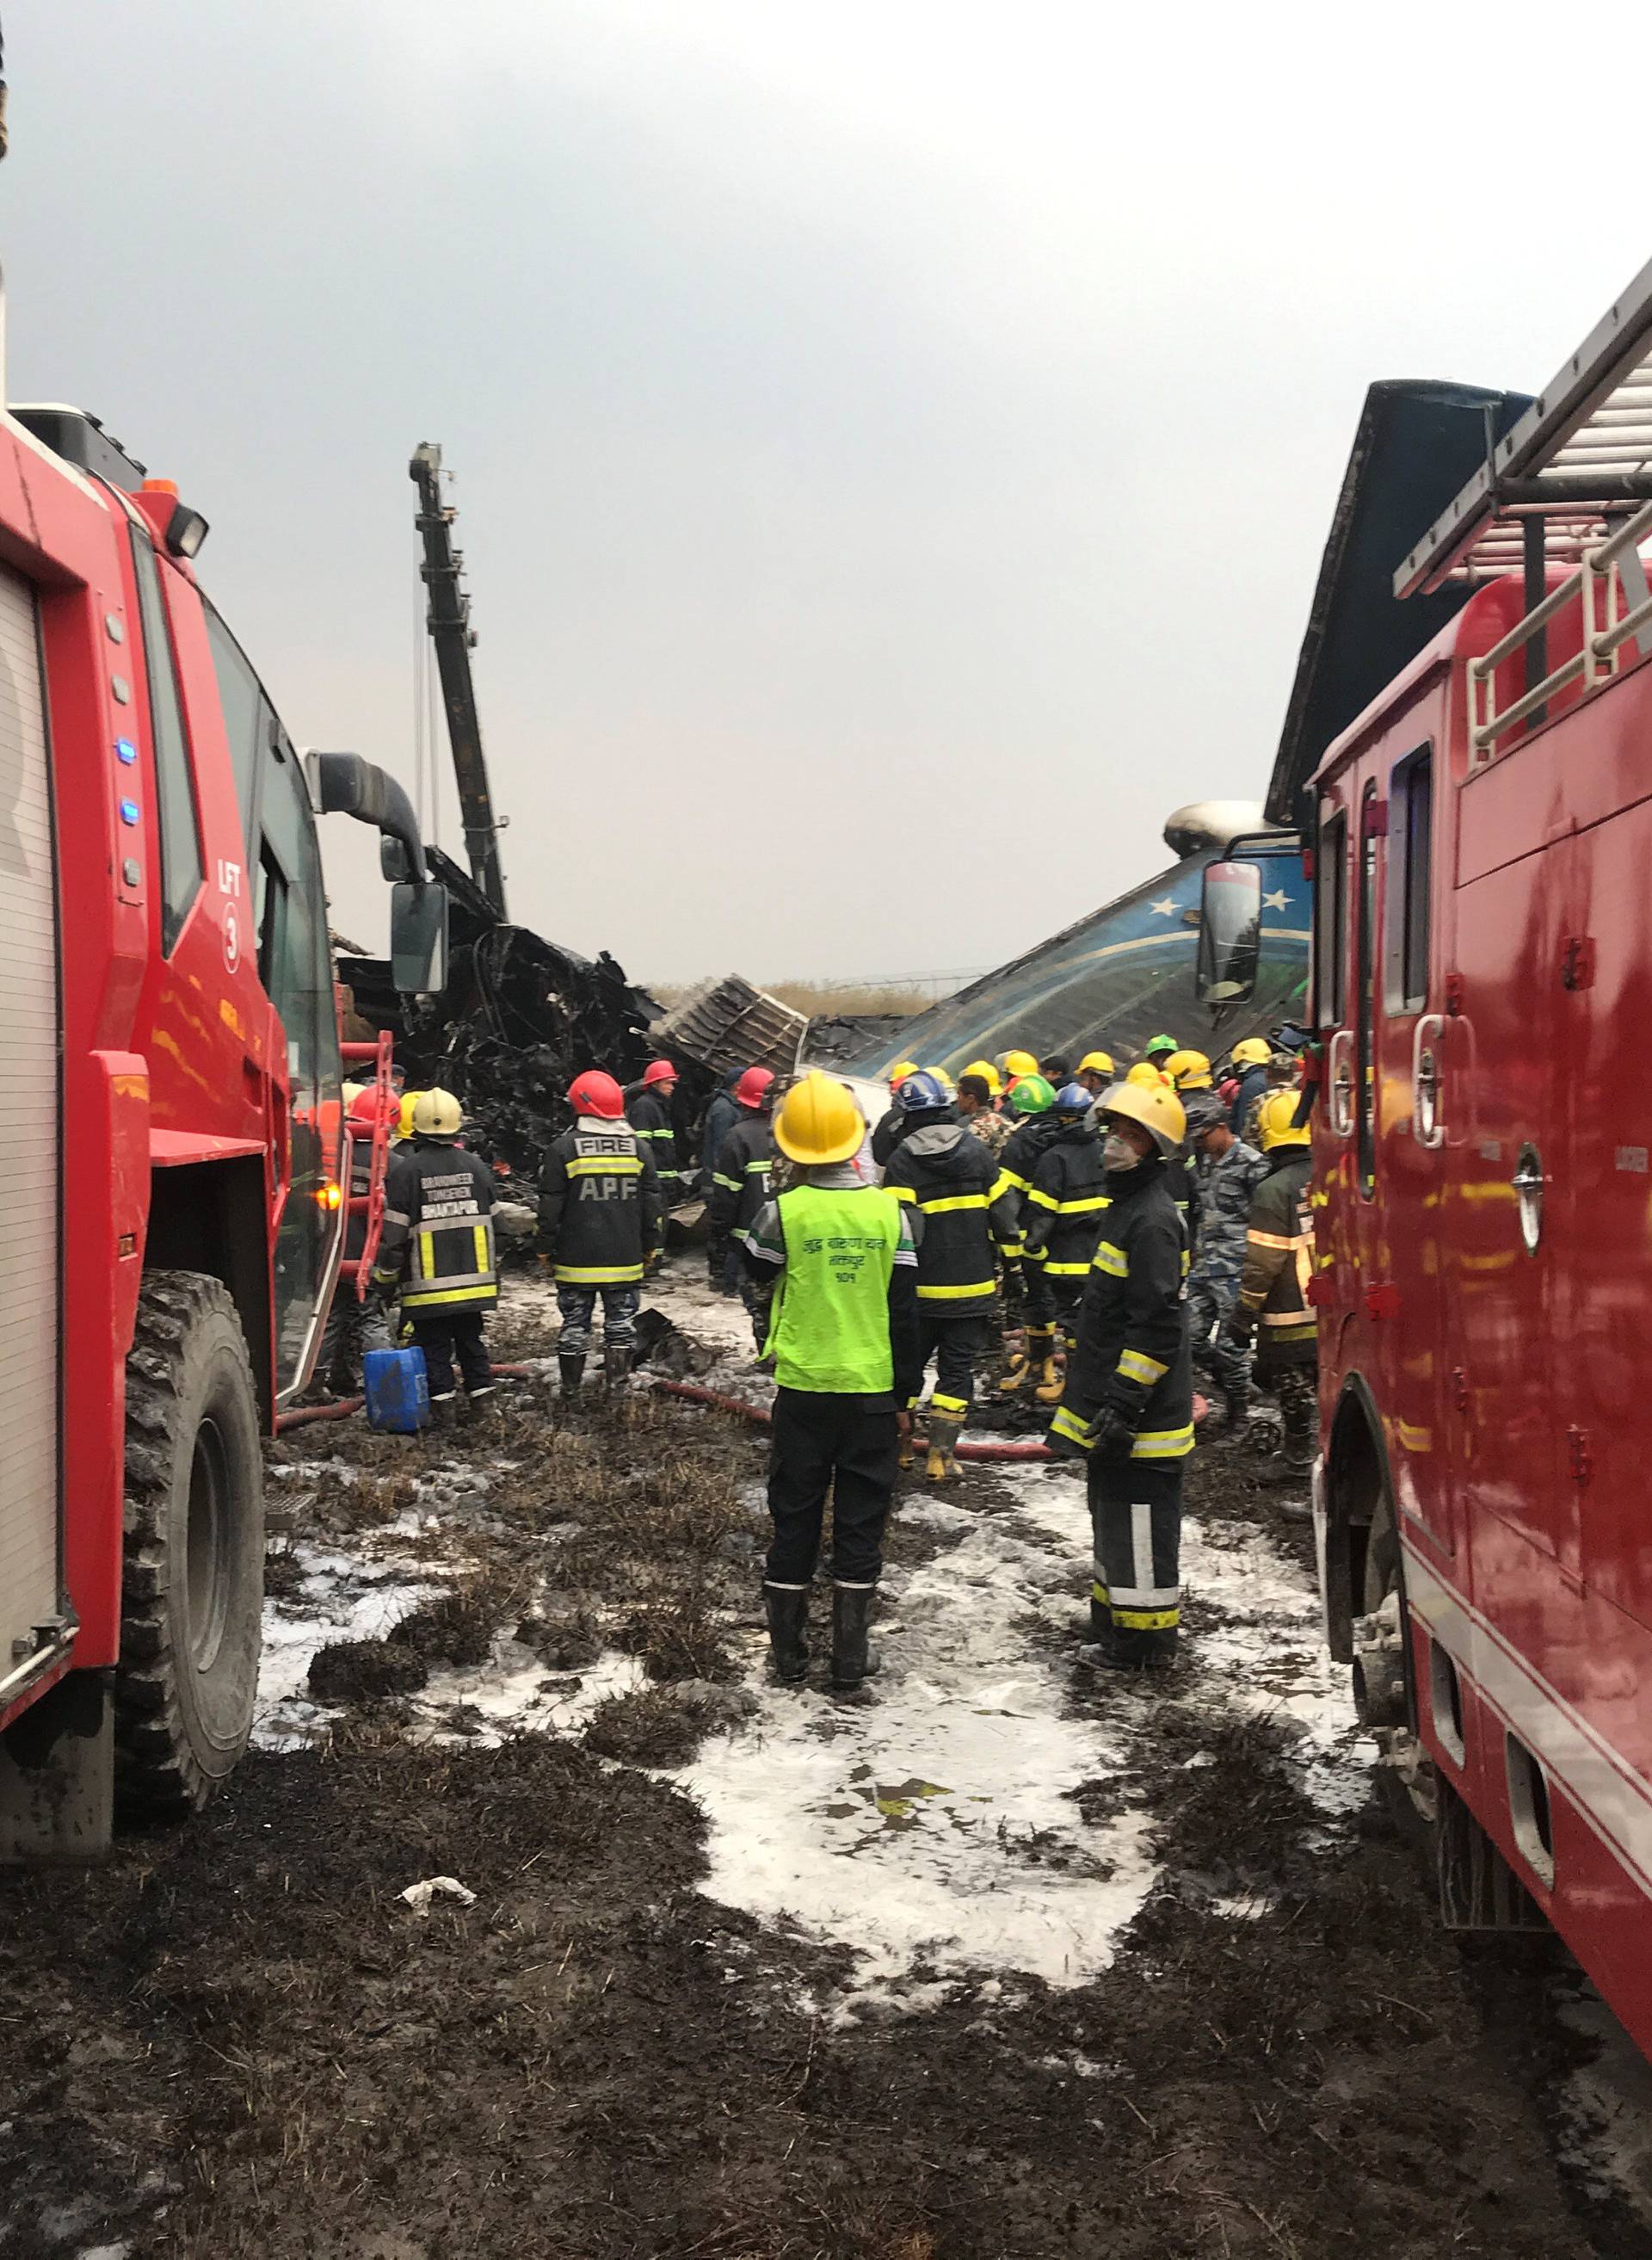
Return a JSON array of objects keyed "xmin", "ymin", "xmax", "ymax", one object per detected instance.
[{"xmin": 278, "ymin": 1368, "xmax": 1197, "ymax": 1455}]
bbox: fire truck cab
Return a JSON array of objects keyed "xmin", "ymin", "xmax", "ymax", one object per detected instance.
[
  {"xmin": 1215, "ymin": 258, "xmax": 1652, "ymax": 2064},
  {"xmin": 0, "ymin": 394, "xmax": 443, "ymax": 1855}
]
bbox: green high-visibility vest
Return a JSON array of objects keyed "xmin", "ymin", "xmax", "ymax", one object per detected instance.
[{"xmin": 765, "ymin": 1184, "xmax": 903, "ymax": 1393}]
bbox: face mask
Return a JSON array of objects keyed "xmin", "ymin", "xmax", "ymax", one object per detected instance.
[{"xmin": 1103, "ymin": 1133, "xmax": 1141, "ymax": 1171}]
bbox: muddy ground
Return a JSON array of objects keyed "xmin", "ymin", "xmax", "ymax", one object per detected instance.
[{"xmin": 2, "ymin": 1269, "xmax": 1648, "ymax": 2260}]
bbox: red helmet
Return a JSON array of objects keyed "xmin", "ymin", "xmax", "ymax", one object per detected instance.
[
  {"xmin": 642, "ymin": 1059, "xmax": 677, "ymax": 1090},
  {"xmin": 734, "ymin": 1065, "xmax": 775, "ymax": 1109},
  {"xmin": 569, "ymin": 1069, "xmax": 625, "ymax": 1121},
  {"xmin": 348, "ymin": 1087, "xmax": 394, "ymax": 1131}
]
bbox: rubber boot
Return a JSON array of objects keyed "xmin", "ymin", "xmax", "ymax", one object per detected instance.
[
  {"xmin": 762, "ymin": 1584, "xmax": 810, "ymax": 1683},
  {"xmin": 558, "ymin": 1351, "xmax": 586, "ymax": 1408},
  {"xmin": 999, "ymin": 1325, "xmax": 1055, "ymax": 1396},
  {"xmin": 925, "ymin": 1406, "xmax": 965, "ymax": 1481},
  {"xmin": 1033, "ymin": 1342, "xmax": 1067, "ymax": 1405},
  {"xmin": 1078, "ymin": 1593, "xmax": 1122, "ymax": 1670},
  {"xmin": 831, "ymin": 1584, "xmax": 880, "ymax": 1692},
  {"xmin": 1223, "ymin": 1384, "xmax": 1250, "ymax": 1433},
  {"xmin": 604, "ymin": 1340, "xmax": 633, "ymax": 1394}
]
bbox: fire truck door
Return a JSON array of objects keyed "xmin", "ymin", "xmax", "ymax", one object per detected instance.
[
  {"xmin": 1446, "ymin": 812, "xmax": 1573, "ymax": 1579},
  {"xmin": 0, "ymin": 563, "xmax": 63, "ymax": 1701},
  {"xmin": 1552, "ymin": 804, "xmax": 1650, "ymax": 1618}
]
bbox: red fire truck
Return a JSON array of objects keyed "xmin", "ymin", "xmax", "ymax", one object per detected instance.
[
  {"xmin": 0, "ymin": 393, "xmax": 446, "ymax": 1856},
  {"xmin": 1208, "ymin": 257, "xmax": 1652, "ymax": 2059}
]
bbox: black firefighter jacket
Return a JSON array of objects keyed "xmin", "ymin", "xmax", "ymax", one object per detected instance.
[
  {"xmin": 377, "ymin": 1136, "xmax": 498, "ymax": 1315},
  {"xmin": 1235, "ymin": 1147, "xmax": 1316, "ymax": 1369},
  {"xmin": 883, "ymin": 1120, "xmax": 1019, "ymax": 1318},
  {"xmin": 536, "ymin": 1119, "xmax": 663, "ymax": 1286},
  {"xmin": 626, "ymin": 1085, "xmax": 685, "ymax": 1203},
  {"xmin": 1021, "ymin": 1120, "xmax": 1110, "ymax": 1284},
  {"xmin": 709, "ymin": 1114, "xmax": 776, "ymax": 1252},
  {"xmin": 1049, "ymin": 1155, "xmax": 1193, "ymax": 1465},
  {"xmin": 990, "ymin": 1115, "xmax": 1060, "ymax": 1259}
]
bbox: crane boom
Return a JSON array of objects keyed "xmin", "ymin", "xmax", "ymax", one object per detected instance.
[{"xmin": 410, "ymin": 442, "xmax": 508, "ymax": 917}]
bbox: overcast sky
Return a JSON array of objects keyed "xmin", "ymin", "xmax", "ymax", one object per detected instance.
[{"xmin": 8, "ymin": 4, "xmax": 1647, "ymax": 986}]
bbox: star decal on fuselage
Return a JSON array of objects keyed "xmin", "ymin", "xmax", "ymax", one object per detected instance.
[
  {"xmin": 1263, "ymin": 888, "xmax": 1289, "ymax": 911},
  {"xmin": 1149, "ymin": 898, "xmax": 1177, "ymax": 917}
]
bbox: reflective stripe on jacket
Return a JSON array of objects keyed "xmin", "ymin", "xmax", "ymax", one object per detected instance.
[
  {"xmin": 708, "ymin": 1115, "xmax": 776, "ymax": 1249},
  {"xmin": 536, "ymin": 1120, "xmax": 663, "ymax": 1284},
  {"xmin": 378, "ymin": 1138, "xmax": 498, "ymax": 1312},
  {"xmin": 1049, "ymin": 1156, "xmax": 1193, "ymax": 1462},
  {"xmin": 626, "ymin": 1086, "xmax": 684, "ymax": 1203},
  {"xmin": 884, "ymin": 1120, "xmax": 1018, "ymax": 1313},
  {"xmin": 1021, "ymin": 1121, "xmax": 1109, "ymax": 1278},
  {"xmin": 1236, "ymin": 1147, "xmax": 1316, "ymax": 1363},
  {"xmin": 989, "ymin": 1116, "xmax": 1059, "ymax": 1258}
]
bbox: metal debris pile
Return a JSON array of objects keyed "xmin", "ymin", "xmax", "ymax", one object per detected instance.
[{"xmin": 338, "ymin": 849, "xmax": 685, "ymax": 1178}]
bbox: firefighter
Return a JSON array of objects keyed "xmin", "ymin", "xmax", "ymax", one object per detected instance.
[
  {"xmin": 1076, "ymin": 1050, "xmax": 1115, "ymax": 1099},
  {"xmin": 709, "ymin": 1066, "xmax": 779, "ymax": 1353},
  {"xmin": 536, "ymin": 1068, "xmax": 663, "ymax": 1403},
  {"xmin": 1020, "ymin": 1083, "xmax": 1108, "ymax": 1405},
  {"xmin": 1227, "ymin": 1036, "xmax": 1273, "ymax": 1137},
  {"xmin": 957, "ymin": 1067, "xmax": 1011, "ymax": 1158},
  {"xmin": 1139, "ymin": 1034, "xmax": 1180, "ymax": 1070},
  {"xmin": 870, "ymin": 1061, "xmax": 920, "ymax": 1168},
  {"xmin": 376, "ymin": 1089, "xmax": 499, "ymax": 1413},
  {"xmin": 991, "ymin": 1073, "xmax": 1060, "ymax": 1393},
  {"xmin": 700, "ymin": 1069, "xmax": 743, "ymax": 1292},
  {"xmin": 395, "ymin": 1090, "xmax": 423, "ymax": 1142},
  {"xmin": 884, "ymin": 1071, "xmax": 1019, "ymax": 1479},
  {"xmin": 626, "ymin": 1059, "xmax": 685, "ymax": 1210},
  {"xmin": 1125, "ymin": 1060, "xmax": 1171, "ymax": 1090},
  {"xmin": 1039, "ymin": 1055, "xmax": 1072, "ymax": 1086},
  {"xmin": 1046, "ymin": 1077, "xmax": 1193, "ymax": 1669},
  {"xmin": 1182, "ymin": 1091, "xmax": 1267, "ymax": 1418},
  {"xmin": 997, "ymin": 1048, "xmax": 1039, "ymax": 1103},
  {"xmin": 313, "ymin": 1086, "xmax": 397, "ymax": 1396},
  {"xmin": 742, "ymin": 1072, "xmax": 922, "ymax": 1692},
  {"xmin": 1220, "ymin": 1089, "xmax": 1316, "ymax": 1469}
]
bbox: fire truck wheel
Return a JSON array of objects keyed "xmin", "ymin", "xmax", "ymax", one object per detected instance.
[
  {"xmin": 114, "ymin": 1270, "xmax": 264, "ymax": 1820},
  {"xmin": 1361, "ymin": 1491, "xmax": 1437, "ymax": 1843}
]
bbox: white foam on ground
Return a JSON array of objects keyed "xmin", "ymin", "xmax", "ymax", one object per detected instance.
[{"xmin": 673, "ymin": 1449, "xmax": 1369, "ymax": 2003}]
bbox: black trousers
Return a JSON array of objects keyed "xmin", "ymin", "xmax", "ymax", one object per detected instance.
[
  {"xmin": 1020, "ymin": 1263, "xmax": 1057, "ymax": 1330},
  {"xmin": 411, "ymin": 1310, "xmax": 492, "ymax": 1398},
  {"xmin": 916, "ymin": 1310, "xmax": 990, "ymax": 1416},
  {"xmin": 1088, "ymin": 1454, "xmax": 1185, "ymax": 1662},
  {"xmin": 766, "ymin": 1387, "xmax": 899, "ymax": 1589}
]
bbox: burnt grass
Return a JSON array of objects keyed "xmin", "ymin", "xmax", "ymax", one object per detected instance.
[{"xmin": 0, "ymin": 1333, "xmax": 1624, "ymax": 2257}]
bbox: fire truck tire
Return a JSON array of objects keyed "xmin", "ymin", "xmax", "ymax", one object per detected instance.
[
  {"xmin": 114, "ymin": 1270, "xmax": 264, "ymax": 1820},
  {"xmin": 1361, "ymin": 1491, "xmax": 1436, "ymax": 1849}
]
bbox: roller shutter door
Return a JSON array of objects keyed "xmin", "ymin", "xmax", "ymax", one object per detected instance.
[{"xmin": 0, "ymin": 561, "xmax": 60, "ymax": 1694}]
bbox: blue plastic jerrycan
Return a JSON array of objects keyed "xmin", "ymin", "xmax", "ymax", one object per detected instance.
[{"xmin": 362, "ymin": 1344, "xmax": 430, "ymax": 1433}]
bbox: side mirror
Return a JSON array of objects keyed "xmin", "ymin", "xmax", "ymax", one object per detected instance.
[
  {"xmin": 391, "ymin": 880, "xmax": 448, "ymax": 995},
  {"xmin": 305, "ymin": 749, "xmax": 427, "ymax": 885},
  {"xmin": 1197, "ymin": 860, "xmax": 1263, "ymax": 1003}
]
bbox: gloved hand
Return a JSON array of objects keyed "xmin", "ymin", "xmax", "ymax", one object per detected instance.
[
  {"xmin": 1089, "ymin": 1405, "xmax": 1137, "ymax": 1461},
  {"xmin": 1223, "ymin": 1310, "xmax": 1255, "ymax": 1350},
  {"xmin": 644, "ymin": 1247, "xmax": 663, "ymax": 1275}
]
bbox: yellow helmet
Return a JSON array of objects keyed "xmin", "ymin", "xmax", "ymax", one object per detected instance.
[
  {"xmin": 1100, "ymin": 1078, "xmax": 1187, "ymax": 1158},
  {"xmin": 411, "ymin": 1088, "xmax": 463, "ymax": 1139},
  {"xmin": 1231, "ymin": 1036, "xmax": 1273, "ymax": 1068},
  {"xmin": 1165, "ymin": 1048, "xmax": 1213, "ymax": 1091},
  {"xmin": 962, "ymin": 1058, "xmax": 1002, "ymax": 1095},
  {"xmin": 889, "ymin": 1059, "xmax": 919, "ymax": 1087},
  {"xmin": 1003, "ymin": 1049, "xmax": 1039, "ymax": 1078},
  {"xmin": 1125, "ymin": 1060, "xmax": 1170, "ymax": 1090},
  {"xmin": 1078, "ymin": 1050, "xmax": 1115, "ymax": 1078},
  {"xmin": 774, "ymin": 1071, "xmax": 866, "ymax": 1166},
  {"xmin": 925, "ymin": 1065, "xmax": 956, "ymax": 1093},
  {"xmin": 398, "ymin": 1090, "xmax": 422, "ymax": 1139},
  {"xmin": 1255, "ymin": 1089, "xmax": 1310, "ymax": 1151}
]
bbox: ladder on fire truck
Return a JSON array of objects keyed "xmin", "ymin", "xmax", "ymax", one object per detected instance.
[{"xmin": 1392, "ymin": 253, "xmax": 1652, "ymax": 734}]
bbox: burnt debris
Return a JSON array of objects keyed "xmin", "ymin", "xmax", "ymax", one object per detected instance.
[{"xmin": 338, "ymin": 848, "xmax": 704, "ymax": 1179}]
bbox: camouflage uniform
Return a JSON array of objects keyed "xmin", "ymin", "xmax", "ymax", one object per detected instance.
[
  {"xmin": 1186, "ymin": 1138, "xmax": 1266, "ymax": 1371},
  {"xmin": 964, "ymin": 1108, "xmax": 1012, "ymax": 1161}
]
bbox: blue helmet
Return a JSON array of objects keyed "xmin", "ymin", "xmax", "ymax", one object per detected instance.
[
  {"xmin": 1054, "ymin": 1082, "xmax": 1093, "ymax": 1116},
  {"xmin": 897, "ymin": 1070, "xmax": 951, "ymax": 1114}
]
